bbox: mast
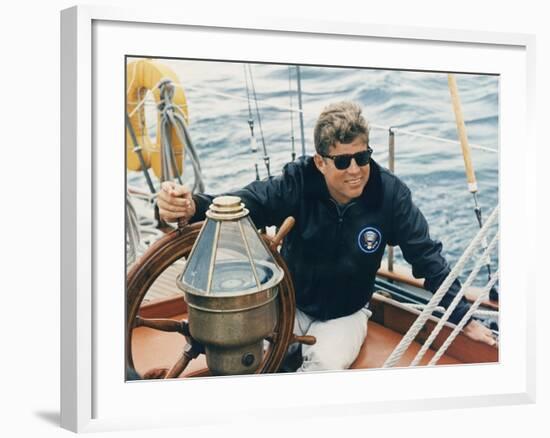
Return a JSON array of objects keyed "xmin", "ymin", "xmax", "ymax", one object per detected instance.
[{"xmin": 448, "ymin": 73, "xmax": 496, "ymax": 299}]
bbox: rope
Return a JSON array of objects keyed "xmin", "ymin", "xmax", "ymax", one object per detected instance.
[
  {"xmin": 404, "ymin": 304, "xmax": 446, "ymax": 314},
  {"xmin": 127, "ymin": 77, "xmax": 206, "ymax": 194},
  {"xmin": 137, "ymin": 87, "xmax": 148, "ymax": 145},
  {"xmin": 382, "ymin": 205, "xmax": 499, "ymax": 368},
  {"xmin": 127, "ymin": 186, "xmax": 157, "ymax": 203},
  {"xmin": 127, "ymin": 79, "xmax": 165, "ymax": 118},
  {"xmin": 409, "ymin": 231, "xmax": 499, "ymax": 366},
  {"xmin": 171, "ymin": 107, "xmax": 206, "ymax": 193},
  {"xmin": 156, "ymin": 80, "xmax": 206, "ymax": 193},
  {"xmin": 429, "ymin": 271, "xmax": 499, "ymax": 365},
  {"xmin": 126, "ymin": 63, "xmax": 137, "ymax": 95},
  {"xmin": 404, "ymin": 303, "xmax": 498, "ymax": 319},
  {"xmin": 161, "ymin": 114, "xmax": 183, "ymax": 185},
  {"xmin": 126, "ymin": 193, "xmax": 141, "ymax": 267},
  {"xmin": 472, "ymin": 309, "xmax": 499, "ymax": 318},
  {"xmin": 127, "ymin": 100, "xmax": 187, "ymax": 107},
  {"xmin": 126, "ymin": 192, "xmax": 165, "ymax": 267},
  {"xmin": 158, "ymin": 81, "xmax": 182, "ymax": 184}
]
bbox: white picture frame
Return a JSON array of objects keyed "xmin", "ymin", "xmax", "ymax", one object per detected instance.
[{"xmin": 60, "ymin": 5, "xmax": 536, "ymax": 433}]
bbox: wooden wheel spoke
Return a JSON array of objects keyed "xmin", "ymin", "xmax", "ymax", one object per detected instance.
[
  {"xmin": 291, "ymin": 334, "xmax": 316, "ymax": 346},
  {"xmin": 135, "ymin": 316, "xmax": 189, "ymax": 336},
  {"xmin": 165, "ymin": 342, "xmax": 203, "ymax": 379},
  {"xmin": 165, "ymin": 353, "xmax": 192, "ymax": 379},
  {"xmin": 267, "ymin": 217, "xmax": 296, "ymax": 252}
]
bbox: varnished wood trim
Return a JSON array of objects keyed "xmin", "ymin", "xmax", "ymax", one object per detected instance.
[{"xmin": 138, "ymin": 295, "xmax": 188, "ymax": 318}]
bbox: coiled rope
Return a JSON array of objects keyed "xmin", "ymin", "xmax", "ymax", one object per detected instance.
[
  {"xmin": 382, "ymin": 205, "xmax": 499, "ymax": 368},
  {"xmin": 158, "ymin": 79, "xmax": 205, "ymax": 193}
]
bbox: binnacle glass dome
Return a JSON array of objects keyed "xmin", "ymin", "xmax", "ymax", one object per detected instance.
[{"xmin": 177, "ymin": 196, "xmax": 284, "ymax": 296}]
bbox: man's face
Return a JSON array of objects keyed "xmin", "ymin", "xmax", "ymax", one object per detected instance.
[{"xmin": 314, "ymin": 137, "xmax": 371, "ymax": 205}]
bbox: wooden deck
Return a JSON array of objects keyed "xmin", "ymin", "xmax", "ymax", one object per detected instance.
[
  {"xmin": 138, "ymin": 258, "xmax": 187, "ymax": 304},
  {"xmin": 131, "ymin": 314, "xmax": 461, "ymax": 377}
]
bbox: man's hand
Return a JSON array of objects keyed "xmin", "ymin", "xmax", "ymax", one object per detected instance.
[
  {"xmin": 463, "ymin": 319, "xmax": 498, "ymax": 347},
  {"xmin": 157, "ymin": 181, "xmax": 196, "ymax": 224},
  {"xmin": 142, "ymin": 367, "xmax": 168, "ymax": 379}
]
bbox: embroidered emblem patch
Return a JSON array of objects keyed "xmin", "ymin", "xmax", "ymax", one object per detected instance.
[{"xmin": 357, "ymin": 227, "xmax": 382, "ymax": 254}]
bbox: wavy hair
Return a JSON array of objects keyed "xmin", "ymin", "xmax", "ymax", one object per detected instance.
[{"xmin": 313, "ymin": 101, "xmax": 370, "ymax": 155}]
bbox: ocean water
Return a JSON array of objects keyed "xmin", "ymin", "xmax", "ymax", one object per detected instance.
[{"xmin": 128, "ymin": 58, "xmax": 499, "ymax": 281}]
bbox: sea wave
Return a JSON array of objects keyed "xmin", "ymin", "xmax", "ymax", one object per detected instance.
[{"xmin": 130, "ymin": 58, "xmax": 499, "ymax": 274}]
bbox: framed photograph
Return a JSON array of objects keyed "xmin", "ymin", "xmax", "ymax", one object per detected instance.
[{"xmin": 61, "ymin": 5, "xmax": 536, "ymax": 433}]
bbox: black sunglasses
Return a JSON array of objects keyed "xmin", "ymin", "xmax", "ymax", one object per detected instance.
[{"xmin": 320, "ymin": 147, "xmax": 373, "ymax": 170}]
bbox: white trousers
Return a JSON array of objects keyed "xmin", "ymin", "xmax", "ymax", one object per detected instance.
[{"xmin": 291, "ymin": 305, "xmax": 372, "ymax": 372}]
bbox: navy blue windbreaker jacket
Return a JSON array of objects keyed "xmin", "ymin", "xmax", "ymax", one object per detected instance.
[{"xmin": 191, "ymin": 156, "xmax": 471, "ymax": 324}]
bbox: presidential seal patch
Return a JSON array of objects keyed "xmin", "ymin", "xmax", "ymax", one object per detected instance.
[{"xmin": 357, "ymin": 226, "xmax": 382, "ymax": 254}]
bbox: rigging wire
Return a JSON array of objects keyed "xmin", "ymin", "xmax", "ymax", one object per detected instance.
[
  {"xmin": 247, "ymin": 64, "xmax": 271, "ymax": 177},
  {"xmin": 288, "ymin": 66, "xmax": 296, "ymax": 162},
  {"xmin": 179, "ymin": 83, "xmax": 304, "ymax": 114},
  {"xmin": 295, "ymin": 65, "xmax": 306, "ymax": 157},
  {"xmin": 244, "ymin": 65, "xmax": 261, "ymax": 181},
  {"xmin": 129, "ymin": 81, "xmax": 497, "ymax": 154},
  {"xmin": 243, "ymin": 64, "xmax": 258, "ymax": 154}
]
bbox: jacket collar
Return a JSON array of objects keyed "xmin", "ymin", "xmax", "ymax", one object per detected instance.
[{"xmin": 304, "ymin": 156, "xmax": 383, "ymax": 209}]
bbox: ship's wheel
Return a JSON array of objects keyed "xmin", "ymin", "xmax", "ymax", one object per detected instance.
[{"xmin": 126, "ymin": 220, "xmax": 312, "ymax": 379}]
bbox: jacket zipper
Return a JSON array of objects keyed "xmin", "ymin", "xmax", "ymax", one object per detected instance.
[
  {"xmin": 329, "ymin": 199, "xmax": 356, "ymax": 238},
  {"xmin": 320, "ymin": 199, "xmax": 356, "ymax": 319}
]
